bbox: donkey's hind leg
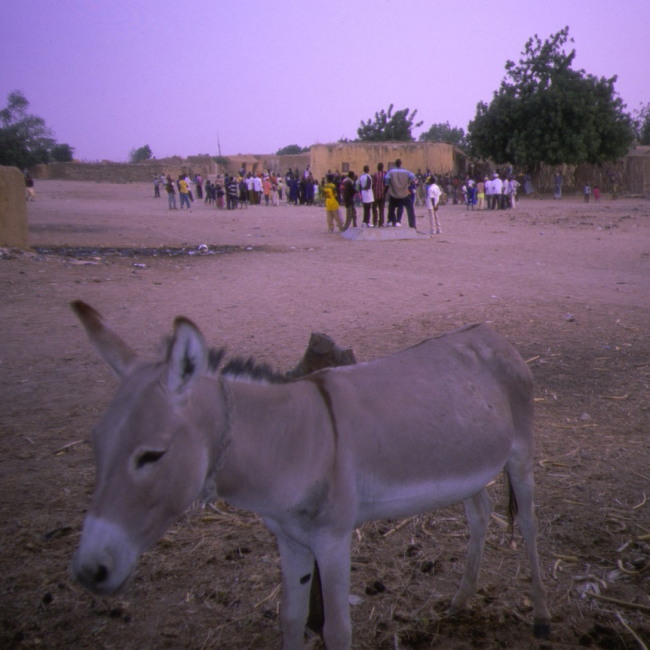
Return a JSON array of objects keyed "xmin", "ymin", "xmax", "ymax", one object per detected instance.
[
  {"xmin": 450, "ymin": 488, "xmax": 492, "ymax": 613},
  {"xmin": 506, "ymin": 462, "xmax": 551, "ymax": 638}
]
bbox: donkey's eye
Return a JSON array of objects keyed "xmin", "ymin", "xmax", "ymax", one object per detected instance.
[{"xmin": 136, "ymin": 450, "xmax": 166, "ymax": 469}]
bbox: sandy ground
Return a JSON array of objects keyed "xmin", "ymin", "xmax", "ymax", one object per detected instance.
[{"xmin": 1, "ymin": 180, "xmax": 649, "ymax": 648}]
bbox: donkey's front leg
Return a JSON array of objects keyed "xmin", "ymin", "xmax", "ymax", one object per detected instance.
[
  {"xmin": 313, "ymin": 533, "xmax": 354, "ymax": 650},
  {"xmin": 276, "ymin": 535, "xmax": 317, "ymax": 650}
]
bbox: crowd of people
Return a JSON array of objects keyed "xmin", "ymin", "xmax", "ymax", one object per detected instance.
[
  {"xmin": 152, "ymin": 164, "xmax": 526, "ymax": 234},
  {"xmin": 320, "ymin": 160, "xmax": 442, "ymax": 233},
  {"xmin": 317, "ymin": 164, "xmax": 524, "ymax": 233},
  {"xmin": 461, "ymin": 174, "xmax": 521, "ymax": 210}
]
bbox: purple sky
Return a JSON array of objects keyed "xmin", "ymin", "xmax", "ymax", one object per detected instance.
[{"xmin": 2, "ymin": 0, "xmax": 648, "ymax": 162}]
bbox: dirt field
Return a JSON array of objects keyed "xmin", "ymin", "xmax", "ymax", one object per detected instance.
[{"xmin": 1, "ymin": 180, "xmax": 649, "ymax": 649}]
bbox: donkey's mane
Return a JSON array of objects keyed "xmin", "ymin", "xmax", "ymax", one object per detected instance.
[
  {"xmin": 220, "ymin": 355, "xmax": 289, "ymax": 384},
  {"xmin": 208, "ymin": 347, "xmax": 226, "ymax": 373},
  {"xmin": 163, "ymin": 335, "xmax": 287, "ymax": 383}
]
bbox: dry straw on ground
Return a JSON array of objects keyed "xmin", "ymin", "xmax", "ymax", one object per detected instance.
[{"xmin": 0, "ymin": 181, "xmax": 648, "ymax": 648}]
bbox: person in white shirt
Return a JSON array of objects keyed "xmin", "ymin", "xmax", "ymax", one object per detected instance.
[
  {"xmin": 253, "ymin": 174, "xmax": 263, "ymax": 205},
  {"xmin": 492, "ymin": 173, "xmax": 503, "ymax": 209},
  {"xmin": 505, "ymin": 177, "xmax": 520, "ymax": 208},
  {"xmin": 484, "ymin": 176, "xmax": 494, "ymax": 209},
  {"xmin": 425, "ymin": 176, "xmax": 442, "ymax": 234},
  {"xmin": 245, "ymin": 173, "xmax": 255, "ymax": 204},
  {"xmin": 357, "ymin": 165, "xmax": 375, "ymax": 227}
]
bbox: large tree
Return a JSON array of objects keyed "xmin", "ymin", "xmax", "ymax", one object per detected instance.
[
  {"xmin": 419, "ymin": 121, "xmax": 467, "ymax": 149},
  {"xmin": 468, "ymin": 27, "xmax": 635, "ymax": 169},
  {"xmin": 357, "ymin": 104, "xmax": 423, "ymax": 142},
  {"xmin": 0, "ymin": 90, "xmax": 73, "ymax": 168}
]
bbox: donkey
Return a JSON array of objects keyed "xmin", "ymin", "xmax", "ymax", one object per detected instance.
[{"xmin": 70, "ymin": 301, "xmax": 550, "ymax": 648}]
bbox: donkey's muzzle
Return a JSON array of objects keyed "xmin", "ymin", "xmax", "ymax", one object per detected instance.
[
  {"xmin": 72, "ymin": 516, "xmax": 137, "ymax": 595},
  {"xmin": 74, "ymin": 558, "xmax": 114, "ymax": 594}
]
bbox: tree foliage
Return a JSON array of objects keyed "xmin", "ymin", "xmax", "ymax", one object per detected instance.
[
  {"xmin": 50, "ymin": 143, "xmax": 74, "ymax": 162},
  {"xmin": 129, "ymin": 144, "xmax": 153, "ymax": 163},
  {"xmin": 357, "ymin": 104, "xmax": 423, "ymax": 142},
  {"xmin": 632, "ymin": 103, "xmax": 650, "ymax": 145},
  {"xmin": 418, "ymin": 121, "xmax": 467, "ymax": 149},
  {"xmin": 276, "ymin": 144, "xmax": 310, "ymax": 155},
  {"xmin": 468, "ymin": 27, "xmax": 635, "ymax": 168},
  {"xmin": 213, "ymin": 155, "xmax": 229, "ymax": 168},
  {"xmin": 0, "ymin": 90, "xmax": 74, "ymax": 168}
]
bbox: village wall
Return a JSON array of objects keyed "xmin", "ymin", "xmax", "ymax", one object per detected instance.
[
  {"xmin": 26, "ymin": 145, "xmax": 649, "ymax": 196},
  {"xmin": 625, "ymin": 147, "xmax": 650, "ymax": 195},
  {"xmin": 31, "ymin": 156, "xmax": 216, "ymax": 183},
  {"xmin": 309, "ymin": 142, "xmax": 462, "ymax": 181},
  {"xmin": 218, "ymin": 153, "xmax": 310, "ymax": 178},
  {"xmin": 0, "ymin": 166, "xmax": 29, "ymax": 249},
  {"xmin": 530, "ymin": 149, "xmax": 650, "ymax": 196}
]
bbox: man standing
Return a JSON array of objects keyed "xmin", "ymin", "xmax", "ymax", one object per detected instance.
[
  {"xmin": 226, "ymin": 176, "xmax": 239, "ymax": 209},
  {"xmin": 253, "ymin": 173, "xmax": 263, "ymax": 205},
  {"xmin": 371, "ymin": 162, "xmax": 387, "ymax": 227},
  {"xmin": 164, "ymin": 175, "xmax": 177, "ymax": 210},
  {"xmin": 491, "ymin": 173, "xmax": 503, "ymax": 209},
  {"xmin": 184, "ymin": 175, "xmax": 195, "ymax": 203},
  {"xmin": 341, "ymin": 171, "xmax": 358, "ymax": 230},
  {"xmin": 246, "ymin": 173, "xmax": 256, "ymax": 205},
  {"xmin": 178, "ymin": 175, "xmax": 192, "ymax": 212},
  {"xmin": 358, "ymin": 165, "xmax": 374, "ymax": 227},
  {"xmin": 484, "ymin": 176, "xmax": 493, "ymax": 209},
  {"xmin": 385, "ymin": 159, "xmax": 416, "ymax": 228},
  {"xmin": 194, "ymin": 174, "xmax": 204, "ymax": 200},
  {"xmin": 505, "ymin": 176, "xmax": 519, "ymax": 208}
]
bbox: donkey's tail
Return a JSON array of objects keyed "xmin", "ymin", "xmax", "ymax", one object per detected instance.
[{"xmin": 506, "ymin": 471, "xmax": 518, "ymax": 542}]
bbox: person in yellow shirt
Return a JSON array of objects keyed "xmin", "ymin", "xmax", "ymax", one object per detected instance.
[
  {"xmin": 178, "ymin": 176, "xmax": 192, "ymax": 212},
  {"xmin": 323, "ymin": 174, "xmax": 344, "ymax": 232}
]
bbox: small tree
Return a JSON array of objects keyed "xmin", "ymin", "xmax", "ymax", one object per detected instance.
[
  {"xmin": 632, "ymin": 103, "xmax": 650, "ymax": 145},
  {"xmin": 213, "ymin": 155, "xmax": 229, "ymax": 169},
  {"xmin": 468, "ymin": 27, "xmax": 635, "ymax": 169},
  {"xmin": 357, "ymin": 104, "xmax": 423, "ymax": 142},
  {"xmin": 276, "ymin": 144, "xmax": 310, "ymax": 155},
  {"xmin": 50, "ymin": 143, "xmax": 74, "ymax": 162},
  {"xmin": 129, "ymin": 144, "xmax": 152, "ymax": 163},
  {"xmin": 0, "ymin": 90, "xmax": 58, "ymax": 168},
  {"xmin": 419, "ymin": 121, "xmax": 467, "ymax": 149}
]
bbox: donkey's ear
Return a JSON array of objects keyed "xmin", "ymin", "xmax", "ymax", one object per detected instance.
[
  {"xmin": 166, "ymin": 317, "xmax": 208, "ymax": 394},
  {"xmin": 71, "ymin": 301, "xmax": 137, "ymax": 378}
]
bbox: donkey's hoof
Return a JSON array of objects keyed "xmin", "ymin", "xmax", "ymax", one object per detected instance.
[
  {"xmin": 447, "ymin": 604, "xmax": 470, "ymax": 619},
  {"xmin": 533, "ymin": 619, "xmax": 551, "ymax": 639}
]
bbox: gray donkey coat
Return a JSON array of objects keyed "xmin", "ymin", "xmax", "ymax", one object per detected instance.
[{"xmin": 71, "ymin": 301, "xmax": 550, "ymax": 649}]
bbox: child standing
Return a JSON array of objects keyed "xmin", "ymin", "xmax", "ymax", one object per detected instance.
[
  {"xmin": 323, "ymin": 174, "xmax": 344, "ymax": 232},
  {"xmin": 476, "ymin": 178, "xmax": 485, "ymax": 210},
  {"xmin": 426, "ymin": 176, "xmax": 442, "ymax": 234}
]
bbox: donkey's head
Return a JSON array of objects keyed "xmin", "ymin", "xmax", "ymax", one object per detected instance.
[{"xmin": 70, "ymin": 301, "xmax": 220, "ymax": 595}]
